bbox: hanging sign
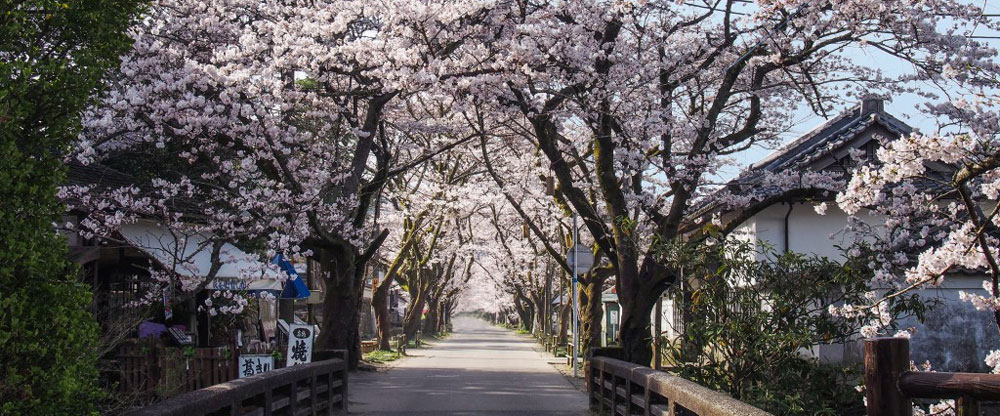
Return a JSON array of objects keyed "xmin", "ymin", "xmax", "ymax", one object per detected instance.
[
  {"xmin": 285, "ymin": 324, "xmax": 314, "ymax": 366},
  {"xmin": 565, "ymin": 244, "xmax": 594, "ymax": 281},
  {"xmin": 239, "ymin": 354, "xmax": 274, "ymax": 378},
  {"xmin": 163, "ymin": 289, "xmax": 173, "ymax": 320}
]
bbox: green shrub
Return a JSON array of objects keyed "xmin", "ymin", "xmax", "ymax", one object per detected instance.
[
  {"xmin": 659, "ymin": 241, "xmax": 925, "ymax": 415},
  {"xmin": 0, "ymin": 126, "xmax": 106, "ymax": 415},
  {"xmin": 1, "ymin": 1, "xmax": 140, "ymax": 413}
]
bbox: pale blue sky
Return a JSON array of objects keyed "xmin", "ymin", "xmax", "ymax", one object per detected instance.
[{"xmin": 717, "ymin": 1, "xmax": 1000, "ymax": 182}]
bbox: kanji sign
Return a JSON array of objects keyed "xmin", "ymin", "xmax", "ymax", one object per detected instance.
[
  {"xmin": 239, "ymin": 354, "xmax": 274, "ymax": 378},
  {"xmin": 285, "ymin": 324, "xmax": 314, "ymax": 366}
]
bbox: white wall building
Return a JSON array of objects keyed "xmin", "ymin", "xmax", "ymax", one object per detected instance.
[
  {"xmin": 604, "ymin": 99, "xmax": 998, "ymax": 371},
  {"xmin": 706, "ymin": 99, "xmax": 997, "ymax": 371}
]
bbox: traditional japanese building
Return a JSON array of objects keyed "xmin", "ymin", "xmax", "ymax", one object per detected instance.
[
  {"xmin": 687, "ymin": 99, "xmax": 996, "ymax": 371},
  {"xmin": 600, "ymin": 100, "xmax": 997, "ymax": 372},
  {"xmin": 62, "ymin": 162, "xmax": 284, "ymax": 348}
]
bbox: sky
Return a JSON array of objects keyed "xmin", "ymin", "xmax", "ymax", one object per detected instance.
[{"xmin": 717, "ymin": 1, "xmax": 1000, "ymax": 182}]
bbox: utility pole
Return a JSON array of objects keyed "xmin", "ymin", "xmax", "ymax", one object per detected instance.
[
  {"xmin": 544, "ymin": 261, "xmax": 551, "ymax": 349},
  {"xmin": 572, "ymin": 213, "xmax": 579, "ymax": 378},
  {"xmin": 558, "ymin": 267, "xmax": 563, "ymax": 344}
]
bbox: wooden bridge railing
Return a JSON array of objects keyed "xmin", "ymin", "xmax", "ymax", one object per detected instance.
[
  {"xmin": 127, "ymin": 355, "xmax": 347, "ymax": 416},
  {"xmin": 589, "ymin": 352, "xmax": 772, "ymax": 416},
  {"xmin": 865, "ymin": 338, "xmax": 1000, "ymax": 416}
]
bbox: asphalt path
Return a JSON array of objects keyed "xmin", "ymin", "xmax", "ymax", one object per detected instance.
[{"xmin": 349, "ymin": 316, "xmax": 590, "ymax": 415}]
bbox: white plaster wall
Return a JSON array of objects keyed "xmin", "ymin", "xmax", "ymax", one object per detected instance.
[
  {"xmin": 735, "ymin": 204, "xmax": 993, "ymax": 370},
  {"xmin": 730, "ymin": 219, "xmax": 757, "ymax": 246},
  {"xmin": 748, "ymin": 204, "xmax": 786, "ymax": 259},
  {"xmin": 748, "ymin": 203, "xmax": 870, "ymax": 260},
  {"xmin": 655, "ymin": 296, "xmax": 681, "ymax": 340},
  {"xmin": 788, "ymin": 206, "xmax": 856, "ymax": 260},
  {"xmin": 61, "ymin": 215, "xmax": 81, "ymax": 247}
]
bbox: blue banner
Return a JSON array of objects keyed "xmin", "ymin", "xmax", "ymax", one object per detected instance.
[{"xmin": 273, "ymin": 254, "xmax": 310, "ymax": 299}]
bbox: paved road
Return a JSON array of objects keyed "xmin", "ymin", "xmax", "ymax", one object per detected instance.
[{"xmin": 349, "ymin": 316, "xmax": 589, "ymax": 415}]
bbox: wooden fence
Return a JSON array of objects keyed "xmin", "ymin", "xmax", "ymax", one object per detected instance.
[
  {"xmin": 865, "ymin": 337, "xmax": 1000, "ymax": 415},
  {"xmin": 116, "ymin": 338, "xmax": 247, "ymax": 399},
  {"xmin": 359, "ymin": 335, "xmax": 410, "ymax": 356},
  {"xmin": 127, "ymin": 356, "xmax": 347, "ymax": 416},
  {"xmin": 361, "ymin": 340, "xmax": 378, "ymax": 355},
  {"xmin": 589, "ymin": 352, "xmax": 773, "ymax": 416}
]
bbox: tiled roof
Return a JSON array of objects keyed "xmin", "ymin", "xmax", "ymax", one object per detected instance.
[
  {"xmin": 685, "ymin": 100, "xmax": 915, "ymax": 221},
  {"xmin": 65, "ymin": 161, "xmax": 205, "ymax": 216},
  {"xmin": 743, "ymin": 100, "xmax": 911, "ymax": 181},
  {"xmin": 66, "ymin": 161, "xmax": 138, "ymax": 190}
]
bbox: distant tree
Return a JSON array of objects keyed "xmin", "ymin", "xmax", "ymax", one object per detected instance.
[
  {"xmin": 0, "ymin": 0, "xmax": 139, "ymax": 414},
  {"xmin": 374, "ymin": 145, "xmax": 482, "ymax": 348},
  {"xmin": 474, "ymin": 122, "xmax": 610, "ymax": 360}
]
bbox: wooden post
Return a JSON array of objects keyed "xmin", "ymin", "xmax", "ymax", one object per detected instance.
[
  {"xmin": 957, "ymin": 396, "xmax": 979, "ymax": 416},
  {"xmin": 279, "ymin": 299, "xmax": 294, "ymax": 324},
  {"xmin": 864, "ymin": 338, "xmax": 913, "ymax": 416}
]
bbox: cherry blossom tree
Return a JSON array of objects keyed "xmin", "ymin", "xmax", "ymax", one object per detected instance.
[
  {"xmin": 468, "ymin": 0, "xmax": 1000, "ymax": 365},
  {"xmin": 370, "ymin": 125, "xmax": 491, "ymax": 346},
  {"xmin": 471, "ymin": 120, "xmax": 612, "ymax": 356},
  {"xmin": 62, "ymin": 0, "xmax": 1000, "ymax": 371},
  {"xmin": 68, "ymin": 0, "xmax": 506, "ymax": 367},
  {"xmin": 835, "ymin": 67, "xmax": 1000, "ymax": 375}
]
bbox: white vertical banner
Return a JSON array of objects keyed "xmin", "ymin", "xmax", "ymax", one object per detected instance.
[{"xmin": 286, "ymin": 324, "xmax": 314, "ymax": 366}]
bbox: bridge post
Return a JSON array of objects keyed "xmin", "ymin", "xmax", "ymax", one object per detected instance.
[{"xmin": 864, "ymin": 338, "xmax": 912, "ymax": 416}]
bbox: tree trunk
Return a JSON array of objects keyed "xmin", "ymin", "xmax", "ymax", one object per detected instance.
[
  {"xmin": 514, "ymin": 295, "xmax": 533, "ymax": 332},
  {"xmin": 532, "ymin": 295, "xmax": 545, "ymax": 337},
  {"xmin": 579, "ymin": 276, "xmax": 604, "ymax": 359},
  {"xmin": 423, "ymin": 297, "xmax": 439, "ymax": 336},
  {"xmin": 617, "ymin": 289, "xmax": 658, "ymax": 366},
  {"xmin": 437, "ymin": 300, "xmax": 449, "ymax": 333},
  {"xmin": 543, "ymin": 267, "xmax": 553, "ymax": 338},
  {"xmin": 434, "ymin": 301, "xmax": 443, "ymax": 334},
  {"xmin": 371, "ymin": 228, "xmax": 416, "ymax": 351},
  {"xmin": 443, "ymin": 302, "xmax": 450, "ymax": 333},
  {"xmin": 315, "ymin": 246, "xmax": 363, "ymax": 369},
  {"xmin": 557, "ymin": 301, "xmax": 570, "ymax": 345},
  {"xmin": 372, "ymin": 281, "xmax": 393, "ymax": 351},
  {"xmin": 403, "ymin": 282, "xmax": 427, "ymax": 341}
]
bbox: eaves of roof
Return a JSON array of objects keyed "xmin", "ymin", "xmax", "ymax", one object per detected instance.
[
  {"xmin": 65, "ymin": 161, "xmax": 207, "ymax": 219},
  {"xmin": 683, "ymin": 101, "xmax": 914, "ymax": 224}
]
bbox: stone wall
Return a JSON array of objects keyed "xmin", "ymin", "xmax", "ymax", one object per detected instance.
[{"xmin": 908, "ymin": 300, "xmax": 1000, "ymax": 372}]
